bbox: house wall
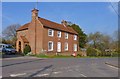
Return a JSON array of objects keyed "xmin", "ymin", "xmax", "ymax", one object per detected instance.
[
  {"xmin": 16, "ymin": 30, "xmax": 28, "ymax": 52},
  {"xmin": 16, "ymin": 30, "xmax": 28, "ymax": 39},
  {"xmin": 16, "ymin": 37, "xmax": 24, "ymax": 53},
  {"xmin": 16, "ymin": 23, "xmax": 79, "ymax": 55},
  {"xmin": 28, "ymin": 19, "xmax": 43, "ymax": 54},
  {"xmin": 42, "ymin": 27, "xmax": 79, "ymax": 54}
]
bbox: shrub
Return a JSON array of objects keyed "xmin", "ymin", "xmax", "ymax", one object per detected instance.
[
  {"xmin": 95, "ymin": 49, "xmax": 101, "ymax": 56},
  {"xmin": 87, "ymin": 47, "xmax": 98, "ymax": 56},
  {"xmin": 111, "ymin": 52, "xmax": 118, "ymax": 57},
  {"xmin": 23, "ymin": 45, "xmax": 31, "ymax": 55}
]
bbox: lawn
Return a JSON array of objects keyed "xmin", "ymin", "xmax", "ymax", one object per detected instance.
[{"xmin": 30, "ymin": 54, "xmax": 119, "ymax": 58}]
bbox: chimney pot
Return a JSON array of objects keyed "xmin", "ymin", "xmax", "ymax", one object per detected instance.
[
  {"xmin": 61, "ymin": 20, "xmax": 67, "ymax": 27},
  {"xmin": 31, "ymin": 8, "xmax": 39, "ymax": 20}
]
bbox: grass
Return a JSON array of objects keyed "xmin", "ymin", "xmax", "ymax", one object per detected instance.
[
  {"xmin": 30, "ymin": 54, "xmax": 119, "ymax": 58},
  {"xmin": 34, "ymin": 54, "xmax": 75, "ymax": 58}
]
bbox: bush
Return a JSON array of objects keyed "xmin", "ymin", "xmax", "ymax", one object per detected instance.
[
  {"xmin": 86, "ymin": 47, "xmax": 99, "ymax": 56},
  {"xmin": 111, "ymin": 52, "xmax": 118, "ymax": 57},
  {"xmin": 23, "ymin": 45, "xmax": 31, "ymax": 55}
]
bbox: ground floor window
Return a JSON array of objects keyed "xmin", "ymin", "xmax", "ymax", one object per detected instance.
[
  {"xmin": 74, "ymin": 44, "xmax": 77, "ymax": 51},
  {"xmin": 48, "ymin": 41, "xmax": 53, "ymax": 51},
  {"xmin": 64, "ymin": 42, "xmax": 68, "ymax": 51}
]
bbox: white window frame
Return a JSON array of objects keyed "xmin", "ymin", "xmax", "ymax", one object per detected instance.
[
  {"xmin": 57, "ymin": 31, "xmax": 61, "ymax": 38},
  {"xmin": 48, "ymin": 41, "xmax": 53, "ymax": 51},
  {"xmin": 74, "ymin": 44, "xmax": 77, "ymax": 52},
  {"xmin": 64, "ymin": 42, "xmax": 68, "ymax": 51},
  {"xmin": 65, "ymin": 33, "xmax": 68, "ymax": 39},
  {"xmin": 48, "ymin": 29, "xmax": 54, "ymax": 37},
  {"xmin": 74, "ymin": 35, "xmax": 77, "ymax": 40}
]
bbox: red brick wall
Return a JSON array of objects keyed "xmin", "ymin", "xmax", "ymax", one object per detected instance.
[
  {"xmin": 42, "ymin": 27, "xmax": 79, "ymax": 54},
  {"xmin": 28, "ymin": 19, "xmax": 43, "ymax": 54},
  {"xmin": 16, "ymin": 30, "xmax": 28, "ymax": 53}
]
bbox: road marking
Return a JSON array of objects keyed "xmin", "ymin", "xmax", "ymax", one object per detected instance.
[
  {"xmin": 0, "ymin": 76, "xmax": 2, "ymax": 78},
  {"xmin": 10, "ymin": 73, "xmax": 26, "ymax": 77},
  {"xmin": 36, "ymin": 73, "xmax": 49, "ymax": 77},
  {"xmin": 80, "ymin": 73, "xmax": 87, "ymax": 77},
  {"xmin": 107, "ymin": 65, "xmax": 118, "ymax": 70},
  {"xmin": 53, "ymin": 71, "xmax": 61, "ymax": 74}
]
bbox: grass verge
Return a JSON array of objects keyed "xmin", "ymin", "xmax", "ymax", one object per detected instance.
[{"xmin": 30, "ymin": 54, "xmax": 118, "ymax": 58}]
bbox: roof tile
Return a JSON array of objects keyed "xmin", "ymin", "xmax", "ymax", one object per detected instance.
[{"xmin": 17, "ymin": 17, "xmax": 78, "ymax": 35}]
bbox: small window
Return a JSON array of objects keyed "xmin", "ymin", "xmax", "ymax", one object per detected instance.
[
  {"xmin": 57, "ymin": 31, "xmax": 61, "ymax": 38},
  {"xmin": 74, "ymin": 44, "xmax": 77, "ymax": 51},
  {"xmin": 64, "ymin": 42, "xmax": 68, "ymax": 51},
  {"xmin": 48, "ymin": 29, "xmax": 54, "ymax": 37},
  {"xmin": 48, "ymin": 41, "xmax": 53, "ymax": 51},
  {"xmin": 65, "ymin": 33, "xmax": 68, "ymax": 39},
  {"xmin": 74, "ymin": 35, "xmax": 77, "ymax": 40}
]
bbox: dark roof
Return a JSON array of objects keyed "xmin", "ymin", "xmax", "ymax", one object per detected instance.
[
  {"xmin": 20, "ymin": 36, "xmax": 29, "ymax": 43},
  {"xmin": 17, "ymin": 17, "xmax": 78, "ymax": 35}
]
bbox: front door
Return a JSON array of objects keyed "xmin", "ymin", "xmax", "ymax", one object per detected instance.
[
  {"xmin": 18, "ymin": 41, "xmax": 21, "ymax": 52},
  {"xmin": 57, "ymin": 42, "xmax": 61, "ymax": 52}
]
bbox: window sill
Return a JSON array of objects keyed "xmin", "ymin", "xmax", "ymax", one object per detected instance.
[{"xmin": 48, "ymin": 50, "xmax": 53, "ymax": 51}]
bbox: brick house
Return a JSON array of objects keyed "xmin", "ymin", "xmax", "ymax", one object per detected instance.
[{"xmin": 16, "ymin": 8, "xmax": 79, "ymax": 55}]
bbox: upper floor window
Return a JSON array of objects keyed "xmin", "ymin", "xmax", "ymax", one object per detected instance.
[
  {"xmin": 48, "ymin": 41, "xmax": 53, "ymax": 51},
  {"xmin": 64, "ymin": 42, "xmax": 68, "ymax": 51},
  {"xmin": 57, "ymin": 31, "xmax": 61, "ymax": 38},
  {"xmin": 48, "ymin": 29, "xmax": 54, "ymax": 37},
  {"xmin": 65, "ymin": 33, "xmax": 68, "ymax": 39},
  {"xmin": 74, "ymin": 35, "xmax": 77, "ymax": 40}
]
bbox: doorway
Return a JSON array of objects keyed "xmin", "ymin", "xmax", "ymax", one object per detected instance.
[
  {"xmin": 18, "ymin": 41, "xmax": 21, "ymax": 52},
  {"xmin": 57, "ymin": 42, "xmax": 61, "ymax": 52}
]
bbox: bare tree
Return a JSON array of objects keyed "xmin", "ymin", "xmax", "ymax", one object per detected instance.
[
  {"xmin": 87, "ymin": 32, "xmax": 113, "ymax": 51},
  {"xmin": 2, "ymin": 24, "xmax": 20, "ymax": 47},
  {"xmin": 2, "ymin": 24, "xmax": 20, "ymax": 39}
]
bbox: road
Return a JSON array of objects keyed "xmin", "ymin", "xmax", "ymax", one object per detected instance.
[{"xmin": 1, "ymin": 56, "xmax": 118, "ymax": 77}]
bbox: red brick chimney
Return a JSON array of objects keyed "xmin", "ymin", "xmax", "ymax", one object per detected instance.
[
  {"xmin": 61, "ymin": 20, "xmax": 67, "ymax": 27},
  {"xmin": 31, "ymin": 8, "xmax": 39, "ymax": 20}
]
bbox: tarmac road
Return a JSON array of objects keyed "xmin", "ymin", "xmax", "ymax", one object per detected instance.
[{"xmin": 1, "ymin": 56, "xmax": 118, "ymax": 77}]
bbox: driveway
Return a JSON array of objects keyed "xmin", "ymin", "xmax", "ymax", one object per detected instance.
[{"xmin": 1, "ymin": 56, "xmax": 118, "ymax": 77}]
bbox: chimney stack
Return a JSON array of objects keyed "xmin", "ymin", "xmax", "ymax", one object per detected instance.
[
  {"xmin": 61, "ymin": 20, "xmax": 68, "ymax": 27},
  {"xmin": 31, "ymin": 8, "xmax": 39, "ymax": 20}
]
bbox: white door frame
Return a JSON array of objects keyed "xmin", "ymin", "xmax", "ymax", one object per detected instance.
[{"xmin": 57, "ymin": 42, "xmax": 61, "ymax": 52}]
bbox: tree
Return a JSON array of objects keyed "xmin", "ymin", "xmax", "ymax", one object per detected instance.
[
  {"xmin": 2, "ymin": 24, "xmax": 20, "ymax": 47},
  {"xmin": 68, "ymin": 24, "xmax": 87, "ymax": 48},
  {"xmin": 87, "ymin": 32, "xmax": 103, "ymax": 49},
  {"xmin": 87, "ymin": 32, "xmax": 114, "ymax": 52},
  {"xmin": 3, "ymin": 24, "xmax": 20, "ymax": 39},
  {"xmin": 110, "ymin": 30, "xmax": 118, "ymax": 52}
]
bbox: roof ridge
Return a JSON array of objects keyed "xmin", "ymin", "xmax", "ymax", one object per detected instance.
[{"xmin": 38, "ymin": 17, "xmax": 63, "ymax": 26}]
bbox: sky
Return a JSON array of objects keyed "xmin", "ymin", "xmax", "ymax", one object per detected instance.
[{"xmin": 2, "ymin": 2, "xmax": 118, "ymax": 36}]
